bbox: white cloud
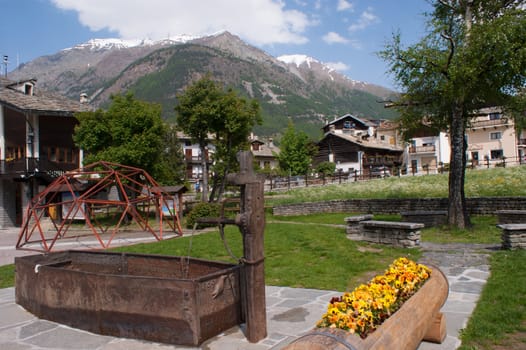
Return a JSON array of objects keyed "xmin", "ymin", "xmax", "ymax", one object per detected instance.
[
  {"xmin": 293, "ymin": 0, "xmax": 308, "ymax": 6},
  {"xmin": 337, "ymin": 0, "xmax": 354, "ymax": 12},
  {"xmin": 322, "ymin": 32, "xmax": 349, "ymax": 44},
  {"xmin": 51, "ymin": 0, "xmax": 313, "ymax": 46},
  {"xmin": 348, "ymin": 8, "xmax": 379, "ymax": 32},
  {"xmin": 326, "ymin": 61, "xmax": 350, "ymax": 72}
]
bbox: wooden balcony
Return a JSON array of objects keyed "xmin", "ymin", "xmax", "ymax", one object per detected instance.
[
  {"xmin": 185, "ymin": 156, "xmax": 213, "ymax": 164},
  {"xmin": 409, "ymin": 145, "xmax": 436, "ymax": 154},
  {"xmin": 0, "ymin": 157, "xmax": 78, "ymax": 181},
  {"xmin": 470, "ymin": 118, "xmax": 510, "ymax": 129}
]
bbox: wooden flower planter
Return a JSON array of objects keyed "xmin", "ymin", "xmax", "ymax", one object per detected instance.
[{"xmin": 284, "ymin": 265, "xmax": 449, "ymax": 350}]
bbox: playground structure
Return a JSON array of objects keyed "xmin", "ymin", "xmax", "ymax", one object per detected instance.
[{"xmin": 16, "ymin": 161, "xmax": 183, "ymax": 252}]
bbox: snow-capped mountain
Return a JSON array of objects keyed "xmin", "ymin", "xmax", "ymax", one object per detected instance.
[
  {"xmin": 9, "ymin": 31, "xmax": 397, "ymax": 137},
  {"xmin": 64, "ymin": 35, "xmax": 200, "ymax": 51},
  {"xmin": 277, "ymin": 54, "xmax": 388, "ymax": 95},
  {"xmin": 278, "ymin": 54, "xmax": 320, "ymax": 68}
]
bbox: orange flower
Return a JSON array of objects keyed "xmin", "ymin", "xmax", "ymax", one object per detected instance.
[{"xmin": 317, "ymin": 257, "xmax": 432, "ymax": 338}]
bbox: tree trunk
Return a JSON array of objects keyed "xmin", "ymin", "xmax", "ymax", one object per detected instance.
[
  {"xmin": 448, "ymin": 103, "xmax": 470, "ymax": 228},
  {"xmin": 216, "ymin": 138, "xmax": 234, "ymax": 203},
  {"xmin": 200, "ymin": 144, "xmax": 209, "ymax": 202},
  {"xmin": 208, "ymin": 174, "xmax": 219, "ymax": 202},
  {"xmin": 216, "ymin": 166, "xmax": 229, "ymax": 202}
]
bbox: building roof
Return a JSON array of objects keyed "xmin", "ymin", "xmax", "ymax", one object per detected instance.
[
  {"xmin": 325, "ymin": 114, "xmax": 372, "ymax": 128},
  {"xmin": 157, "ymin": 185, "xmax": 188, "ymax": 194},
  {"xmin": 252, "ymin": 143, "xmax": 280, "ymax": 158},
  {"xmin": 377, "ymin": 120, "xmax": 399, "ymax": 131},
  {"xmin": 321, "ymin": 130, "xmax": 404, "ymax": 152},
  {"xmin": 0, "ymin": 77, "xmax": 90, "ymax": 116},
  {"xmin": 249, "ymin": 135, "xmax": 280, "ymax": 158}
]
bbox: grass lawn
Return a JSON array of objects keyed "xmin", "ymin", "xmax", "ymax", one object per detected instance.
[
  {"xmin": 0, "ymin": 264, "xmax": 14, "ymax": 289},
  {"xmin": 458, "ymin": 250, "xmax": 526, "ymax": 350},
  {"xmin": 111, "ymin": 221, "xmax": 419, "ymax": 291},
  {"xmin": 271, "ymin": 213, "xmax": 502, "ymax": 245},
  {"xmin": 421, "ymin": 215, "xmax": 501, "ymax": 244},
  {"xmin": 267, "ymin": 166, "xmax": 526, "ymax": 205}
]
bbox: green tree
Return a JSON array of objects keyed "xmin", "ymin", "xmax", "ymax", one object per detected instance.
[
  {"xmin": 175, "ymin": 76, "xmax": 221, "ymax": 201},
  {"xmin": 73, "ymin": 93, "xmax": 179, "ymax": 183},
  {"xmin": 380, "ymin": 0, "xmax": 526, "ymax": 228},
  {"xmin": 209, "ymin": 88, "xmax": 262, "ymax": 201},
  {"xmin": 276, "ymin": 121, "xmax": 317, "ymax": 176},
  {"xmin": 175, "ymin": 75, "xmax": 261, "ymax": 202},
  {"xmin": 156, "ymin": 124, "xmax": 186, "ymax": 185}
]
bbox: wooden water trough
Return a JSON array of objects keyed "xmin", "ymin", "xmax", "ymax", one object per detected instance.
[
  {"xmin": 15, "ymin": 251, "xmax": 242, "ymax": 346},
  {"xmin": 283, "ymin": 266, "xmax": 449, "ymax": 350}
]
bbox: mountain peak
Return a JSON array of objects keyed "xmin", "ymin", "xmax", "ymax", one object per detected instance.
[{"xmin": 277, "ymin": 54, "xmax": 320, "ymax": 69}]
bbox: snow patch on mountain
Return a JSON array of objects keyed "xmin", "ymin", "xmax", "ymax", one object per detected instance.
[
  {"xmin": 277, "ymin": 54, "xmax": 320, "ymax": 69},
  {"xmin": 64, "ymin": 35, "xmax": 199, "ymax": 51},
  {"xmin": 278, "ymin": 54, "xmax": 368, "ymax": 86}
]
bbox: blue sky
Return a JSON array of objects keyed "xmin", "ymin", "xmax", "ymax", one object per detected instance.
[{"xmin": 1, "ymin": 0, "xmax": 434, "ymax": 90}]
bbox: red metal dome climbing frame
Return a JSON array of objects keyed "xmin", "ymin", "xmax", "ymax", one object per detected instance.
[{"xmin": 16, "ymin": 161, "xmax": 183, "ymax": 252}]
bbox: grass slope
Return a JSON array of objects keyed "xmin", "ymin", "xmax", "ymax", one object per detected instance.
[{"xmin": 269, "ymin": 166, "xmax": 526, "ymax": 205}]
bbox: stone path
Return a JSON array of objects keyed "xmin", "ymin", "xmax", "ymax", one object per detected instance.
[{"xmin": 417, "ymin": 242, "xmax": 495, "ymax": 350}]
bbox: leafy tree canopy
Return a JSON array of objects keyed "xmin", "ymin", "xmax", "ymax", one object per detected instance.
[
  {"xmin": 276, "ymin": 121, "xmax": 317, "ymax": 176},
  {"xmin": 381, "ymin": 1, "xmax": 525, "ymax": 133},
  {"xmin": 380, "ymin": 0, "xmax": 525, "ymax": 228},
  {"xmin": 175, "ymin": 74, "xmax": 262, "ymax": 201},
  {"xmin": 73, "ymin": 93, "xmax": 181, "ymax": 184}
]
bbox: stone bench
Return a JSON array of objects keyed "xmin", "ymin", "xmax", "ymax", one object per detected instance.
[
  {"xmin": 498, "ymin": 224, "xmax": 526, "ymax": 249},
  {"xmin": 400, "ymin": 210, "xmax": 448, "ymax": 228},
  {"xmin": 496, "ymin": 210, "xmax": 526, "ymax": 224},
  {"xmin": 345, "ymin": 214, "xmax": 373, "ymax": 235},
  {"xmin": 345, "ymin": 215, "xmax": 423, "ymax": 248}
]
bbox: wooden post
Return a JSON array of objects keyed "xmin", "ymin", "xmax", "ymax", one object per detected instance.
[{"xmin": 227, "ymin": 151, "xmax": 267, "ymax": 343}]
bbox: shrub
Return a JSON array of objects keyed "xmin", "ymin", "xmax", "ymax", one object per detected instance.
[
  {"xmin": 316, "ymin": 161, "xmax": 337, "ymax": 176},
  {"xmin": 186, "ymin": 202, "xmax": 221, "ymax": 229}
]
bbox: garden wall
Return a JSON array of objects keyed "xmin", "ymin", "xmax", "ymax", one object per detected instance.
[{"xmin": 272, "ymin": 197, "xmax": 526, "ymax": 216}]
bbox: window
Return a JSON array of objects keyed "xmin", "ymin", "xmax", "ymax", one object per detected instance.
[
  {"xmin": 490, "ymin": 149, "xmax": 504, "ymax": 159},
  {"xmin": 49, "ymin": 147, "xmax": 57, "ymax": 161},
  {"xmin": 411, "ymin": 159, "xmax": 418, "ymax": 173},
  {"xmin": 24, "ymin": 83, "xmax": 33, "ymax": 95},
  {"xmin": 490, "ymin": 132, "xmax": 502, "ymax": 140},
  {"xmin": 380, "ymin": 135, "xmax": 385, "ymax": 141},
  {"xmin": 489, "ymin": 112, "xmax": 501, "ymax": 120},
  {"xmin": 343, "ymin": 121, "xmax": 356, "ymax": 129}
]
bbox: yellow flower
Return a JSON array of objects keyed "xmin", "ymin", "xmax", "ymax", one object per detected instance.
[
  {"xmin": 317, "ymin": 257, "xmax": 431, "ymax": 338},
  {"xmin": 328, "ymin": 307, "xmax": 339, "ymax": 315}
]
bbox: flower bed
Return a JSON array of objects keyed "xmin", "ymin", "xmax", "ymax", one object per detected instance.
[{"xmin": 317, "ymin": 257, "xmax": 432, "ymax": 338}]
